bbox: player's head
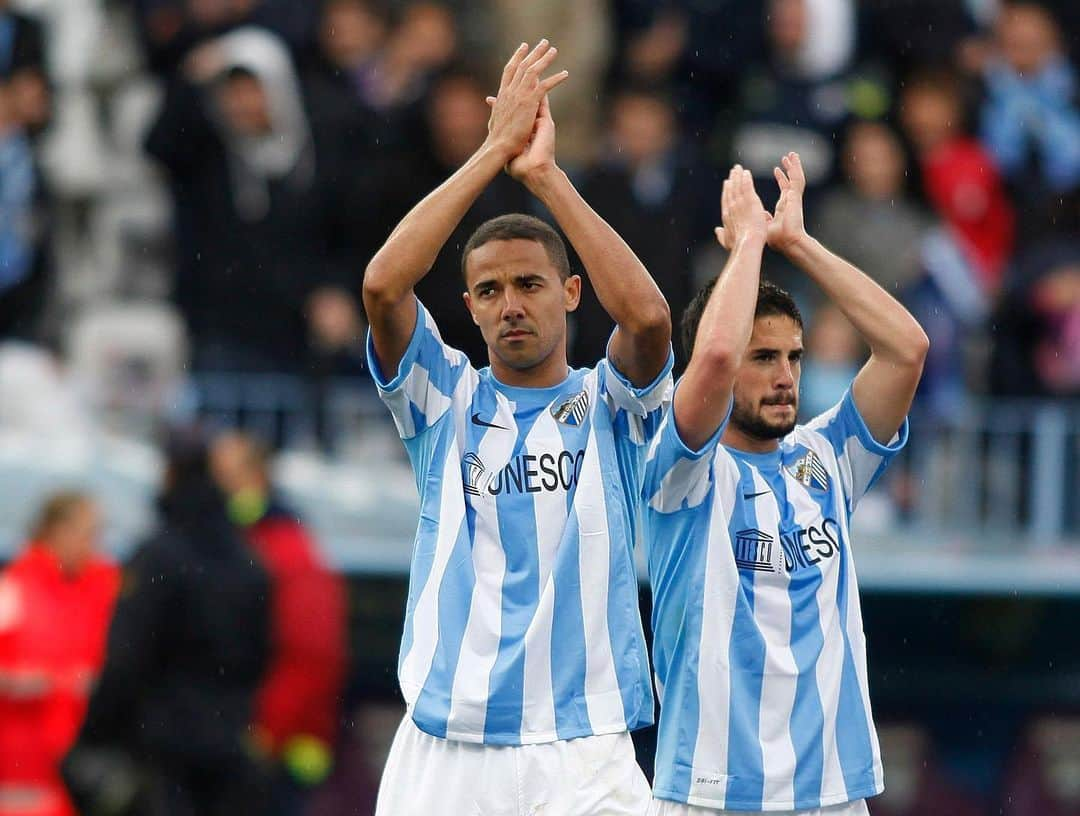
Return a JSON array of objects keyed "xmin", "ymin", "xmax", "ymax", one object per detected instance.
[
  {"xmin": 462, "ymin": 214, "xmax": 581, "ymax": 375},
  {"xmin": 683, "ymin": 278, "xmax": 804, "ymax": 441}
]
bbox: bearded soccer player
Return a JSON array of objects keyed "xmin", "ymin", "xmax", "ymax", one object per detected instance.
[
  {"xmin": 362, "ymin": 41, "xmax": 672, "ymax": 815},
  {"xmin": 642, "ymin": 156, "xmax": 929, "ymax": 816}
]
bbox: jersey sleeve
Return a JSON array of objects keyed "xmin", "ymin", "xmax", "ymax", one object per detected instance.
[
  {"xmin": 599, "ymin": 340, "xmax": 674, "ymax": 447},
  {"xmin": 643, "ymin": 382, "xmax": 731, "ymax": 514},
  {"xmin": 365, "ymin": 298, "xmax": 471, "ymax": 440},
  {"xmin": 804, "ymin": 387, "xmax": 909, "ymax": 513}
]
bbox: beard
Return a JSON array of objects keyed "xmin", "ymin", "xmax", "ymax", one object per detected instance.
[{"xmin": 730, "ymin": 393, "xmax": 798, "ymax": 440}]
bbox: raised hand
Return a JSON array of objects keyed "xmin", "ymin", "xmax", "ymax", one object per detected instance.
[
  {"xmin": 767, "ymin": 152, "xmax": 809, "ymax": 253},
  {"xmin": 502, "ymin": 93, "xmax": 558, "ymax": 184},
  {"xmin": 484, "ymin": 40, "xmax": 569, "ymax": 164},
  {"xmin": 714, "ymin": 164, "xmax": 769, "ymax": 251}
]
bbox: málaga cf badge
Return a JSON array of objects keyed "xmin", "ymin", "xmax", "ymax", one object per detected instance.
[
  {"xmin": 787, "ymin": 450, "xmax": 830, "ymax": 491},
  {"xmin": 551, "ymin": 390, "xmax": 589, "ymax": 426}
]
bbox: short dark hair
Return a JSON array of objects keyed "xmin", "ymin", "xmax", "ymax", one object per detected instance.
[
  {"xmin": 681, "ymin": 278, "xmax": 803, "ymax": 359},
  {"xmin": 461, "ymin": 214, "xmax": 571, "ymax": 282}
]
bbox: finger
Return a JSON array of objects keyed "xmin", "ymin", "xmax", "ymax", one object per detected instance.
[
  {"xmin": 774, "ymin": 165, "xmax": 789, "ymax": 193},
  {"xmin": 485, "ymin": 96, "xmax": 496, "ymax": 107},
  {"xmin": 538, "ymin": 93, "xmax": 552, "ymax": 118},
  {"xmin": 500, "ymin": 43, "xmax": 528, "ymax": 89},
  {"xmin": 539, "ymin": 69, "xmax": 570, "ymax": 93},
  {"xmin": 714, "ymin": 226, "xmax": 730, "ymax": 249},
  {"xmin": 529, "ymin": 46, "xmax": 560, "ymax": 83},
  {"xmin": 787, "ymin": 152, "xmax": 807, "ymax": 193},
  {"xmin": 513, "ymin": 39, "xmax": 550, "ymax": 84},
  {"xmin": 720, "ymin": 180, "xmax": 731, "ymax": 227}
]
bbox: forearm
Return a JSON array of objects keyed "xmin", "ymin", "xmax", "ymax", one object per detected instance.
[
  {"xmin": 525, "ymin": 167, "xmax": 669, "ymax": 336},
  {"xmin": 364, "ymin": 141, "xmax": 509, "ymax": 306},
  {"xmin": 784, "ymin": 235, "xmax": 928, "ymax": 366},
  {"xmin": 695, "ymin": 234, "xmax": 766, "ymax": 365}
]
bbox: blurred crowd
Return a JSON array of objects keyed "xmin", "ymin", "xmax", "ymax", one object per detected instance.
[{"xmin": 0, "ymin": 0, "xmax": 1075, "ymax": 439}]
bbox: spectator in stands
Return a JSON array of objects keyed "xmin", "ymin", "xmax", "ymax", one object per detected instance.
[
  {"xmin": 991, "ymin": 238, "xmax": 1080, "ymax": 397},
  {"xmin": 135, "ymin": 0, "xmax": 259, "ymax": 76},
  {"xmin": 899, "ymin": 70, "xmax": 1016, "ymax": 417},
  {"xmin": 380, "ymin": 66, "xmax": 531, "ymax": 365},
  {"xmin": 574, "ymin": 85, "xmax": 715, "ymax": 371},
  {"xmin": 210, "ymin": 430, "xmax": 347, "ymax": 816},
  {"xmin": 1001, "ymin": 715, "xmax": 1080, "ymax": 816},
  {"xmin": 64, "ymin": 426, "xmax": 271, "ymax": 816},
  {"xmin": 612, "ymin": 0, "xmax": 765, "ymax": 140},
  {"xmin": 484, "ymin": 0, "xmax": 612, "ymax": 167},
  {"xmin": 303, "ymin": 0, "xmax": 388, "ymax": 149},
  {"xmin": 815, "ymin": 120, "xmax": 932, "ymax": 296},
  {"xmin": 0, "ymin": 493, "xmax": 118, "ymax": 816},
  {"xmin": 0, "ymin": 81, "xmax": 41, "ymax": 341},
  {"xmin": 145, "ymin": 27, "xmax": 367, "ymax": 375},
  {"xmin": 979, "ymin": 1, "xmax": 1080, "ymax": 244},
  {"xmin": 726, "ymin": 0, "xmax": 886, "ymax": 209},
  {"xmin": 0, "ymin": 0, "xmax": 49, "ymax": 136},
  {"xmin": 901, "ymin": 70, "xmax": 1015, "ymax": 298},
  {"xmin": 365, "ymin": 2, "xmax": 456, "ymax": 109}
]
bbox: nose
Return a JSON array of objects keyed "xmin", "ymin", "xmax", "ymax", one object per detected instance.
[
  {"xmin": 775, "ymin": 359, "xmax": 795, "ymax": 389},
  {"xmin": 501, "ymin": 289, "xmax": 525, "ymax": 320}
]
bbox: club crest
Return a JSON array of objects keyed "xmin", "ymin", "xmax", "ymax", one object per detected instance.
[
  {"xmin": 787, "ymin": 450, "xmax": 830, "ymax": 491},
  {"xmin": 550, "ymin": 390, "xmax": 590, "ymax": 426}
]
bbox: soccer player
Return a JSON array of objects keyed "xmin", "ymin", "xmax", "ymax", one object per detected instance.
[
  {"xmin": 643, "ymin": 155, "xmax": 929, "ymax": 816},
  {"xmin": 362, "ymin": 41, "xmax": 673, "ymax": 814}
]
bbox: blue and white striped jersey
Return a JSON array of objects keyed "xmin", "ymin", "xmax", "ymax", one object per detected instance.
[
  {"xmin": 367, "ymin": 300, "xmax": 673, "ymax": 746},
  {"xmin": 643, "ymin": 387, "xmax": 907, "ymax": 811}
]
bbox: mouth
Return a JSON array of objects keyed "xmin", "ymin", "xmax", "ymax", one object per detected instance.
[
  {"xmin": 500, "ymin": 329, "xmax": 533, "ymax": 341},
  {"xmin": 762, "ymin": 400, "xmax": 795, "ymax": 411}
]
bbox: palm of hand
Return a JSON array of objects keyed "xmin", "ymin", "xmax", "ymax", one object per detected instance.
[{"xmin": 767, "ymin": 189, "xmax": 805, "ymax": 249}]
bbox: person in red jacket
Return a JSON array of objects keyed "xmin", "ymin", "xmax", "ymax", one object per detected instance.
[
  {"xmin": 0, "ymin": 492, "xmax": 119, "ymax": 816},
  {"xmin": 211, "ymin": 431, "xmax": 348, "ymax": 814}
]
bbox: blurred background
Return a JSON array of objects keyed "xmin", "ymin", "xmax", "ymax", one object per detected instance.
[{"xmin": 0, "ymin": 0, "xmax": 1076, "ymax": 814}]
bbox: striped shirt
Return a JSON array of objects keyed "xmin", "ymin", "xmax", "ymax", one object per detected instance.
[
  {"xmin": 643, "ymin": 387, "xmax": 907, "ymax": 810},
  {"xmin": 367, "ymin": 300, "xmax": 673, "ymax": 745}
]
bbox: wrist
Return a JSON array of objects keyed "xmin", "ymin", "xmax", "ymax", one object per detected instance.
[
  {"xmin": 736, "ymin": 227, "xmax": 768, "ymax": 250},
  {"xmin": 479, "ymin": 136, "xmax": 517, "ymax": 166},
  {"xmin": 522, "ymin": 163, "xmax": 564, "ymax": 197},
  {"xmin": 778, "ymin": 230, "xmax": 815, "ymax": 258}
]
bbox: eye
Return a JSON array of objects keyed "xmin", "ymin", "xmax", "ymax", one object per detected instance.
[{"xmin": 790, "ymin": 351, "xmax": 803, "ymax": 363}]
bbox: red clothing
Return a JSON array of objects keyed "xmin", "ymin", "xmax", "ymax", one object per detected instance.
[
  {"xmin": 921, "ymin": 137, "xmax": 1016, "ymax": 293},
  {"xmin": 0, "ymin": 547, "xmax": 119, "ymax": 816},
  {"xmin": 246, "ymin": 510, "xmax": 347, "ymax": 754}
]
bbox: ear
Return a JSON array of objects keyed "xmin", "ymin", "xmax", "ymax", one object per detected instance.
[
  {"xmin": 463, "ymin": 291, "xmax": 480, "ymax": 326},
  {"xmin": 563, "ymin": 274, "xmax": 582, "ymax": 313}
]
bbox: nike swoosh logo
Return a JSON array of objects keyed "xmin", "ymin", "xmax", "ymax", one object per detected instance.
[
  {"xmin": 471, "ymin": 413, "xmax": 508, "ymax": 430},
  {"xmin": 743, "ymin": 490, "xmax": 771, "ymax": 499}
]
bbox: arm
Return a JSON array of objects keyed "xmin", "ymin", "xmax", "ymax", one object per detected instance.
[
  {"xmin": 505, "ymin": 96, "xmax": 671, "ymax": 386},
  {"xmin": 768, "ymin": 153, "xmax": 929, "ymax": 444},
  {"xmin": 363, "ymin": 41, "xmax": 568, "ymax": 377},
  {"xmin": 673, "ymin": 166, "xmax": 768, "ymax": 450}
]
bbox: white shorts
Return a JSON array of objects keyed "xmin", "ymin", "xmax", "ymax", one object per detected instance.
[
  {"xmin": 375, "ymin": 714, "xmax": 652, "ymax": 816},
  {"xmin": 647, "ymin": 797, "xmax": 869, "ymax": 816}
]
